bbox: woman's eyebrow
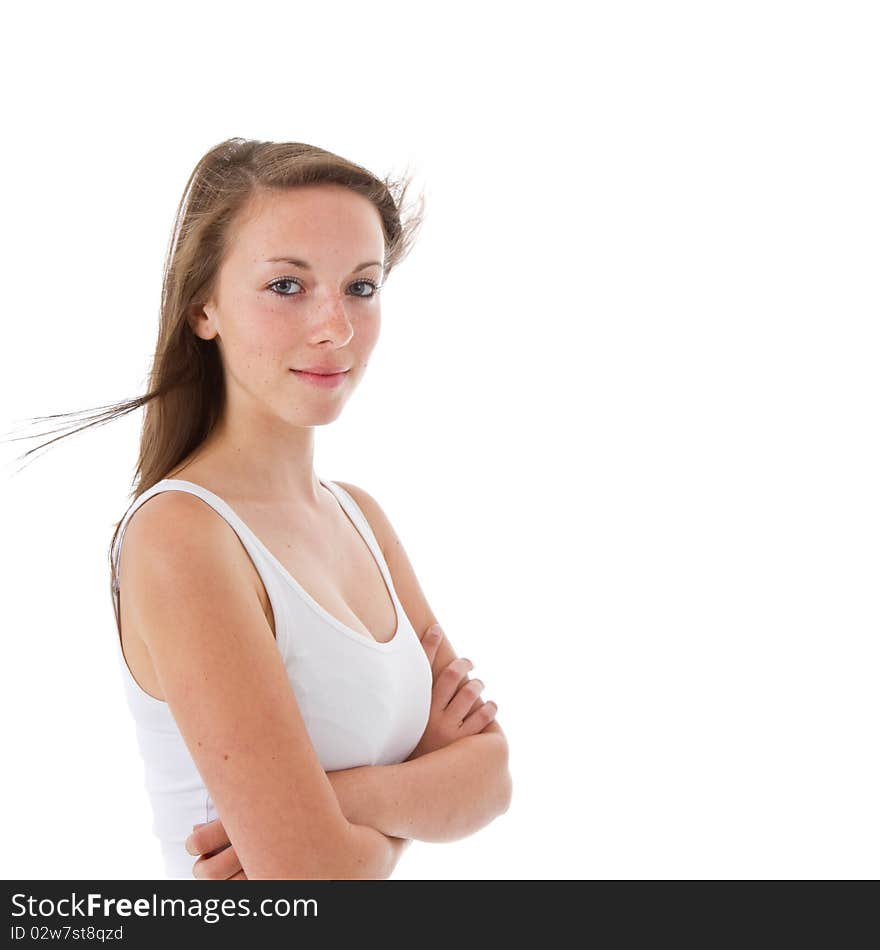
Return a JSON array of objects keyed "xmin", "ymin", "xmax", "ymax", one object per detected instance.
[{"xmin": 263, "ymin": 257, "xmax": 383, "ymax": 273}]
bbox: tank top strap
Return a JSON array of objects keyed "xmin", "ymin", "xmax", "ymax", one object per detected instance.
[{"xmin": 320, "ymin": 480, "xmax": 397, "ymax": 596}]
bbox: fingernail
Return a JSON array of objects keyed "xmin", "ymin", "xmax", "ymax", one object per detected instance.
[{"xmin": 428, "ymin": 625, "xmax": 441, "ymax": 638}]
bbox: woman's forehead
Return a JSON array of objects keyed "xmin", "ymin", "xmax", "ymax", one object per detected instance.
[{"xmin": 231, "ymin": 186, "xmax": 384, "ymax": 261}]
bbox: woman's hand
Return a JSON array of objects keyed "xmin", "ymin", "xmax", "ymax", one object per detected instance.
[
  {"xmin": 407, "ymin": 623, "xmax": 498, "ymax": 759},
  {"xmin": 185, "ymin": 821, "xmax": 246, "ymax": 880}
]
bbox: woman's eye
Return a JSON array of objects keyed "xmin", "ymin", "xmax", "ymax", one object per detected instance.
[
  {"xmin": 350, "ymin": 279, "xmax": 379, "ymax": 298},
  {"xmin": 269, "ymin": 278, "xmax": 303, "ymax": 296}
]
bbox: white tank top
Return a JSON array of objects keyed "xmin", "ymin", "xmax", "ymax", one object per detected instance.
[{"xmin": 110, "ymin": 477, "xmax": 433, "ymax": 879}]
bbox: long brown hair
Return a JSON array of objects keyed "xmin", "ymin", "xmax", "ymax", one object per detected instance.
[{"xmin": 0, "ymin": 137, "xmax": 425, "ymax": 598}]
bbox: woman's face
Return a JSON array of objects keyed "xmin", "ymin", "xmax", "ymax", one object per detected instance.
[{"xmin": 190, "ymin": 183, "xmax": 386, "ymax": 427}]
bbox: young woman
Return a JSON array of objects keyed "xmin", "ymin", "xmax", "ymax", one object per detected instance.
[{"xmin": 107, "ymin": 138, "xmax": 511, "ymax": 879}]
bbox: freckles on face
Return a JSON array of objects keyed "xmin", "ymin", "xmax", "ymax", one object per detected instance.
[
  {"xmin": 205, "ymin": 289, "xmax": 288, "ymax": 391},
  {"xmin": 221, "ymin": 278, "xmax": 300, "ymax": 352}
]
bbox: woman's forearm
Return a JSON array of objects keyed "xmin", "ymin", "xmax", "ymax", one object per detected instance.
[
  {"xmin": 342, "ymin": 821, "xmax": 411, "ymax": 879},
  {"xmin": 328, "ymin": 734, "xmax": 512, "ymax": 843},
  {"xmin": 324, "ymin": 771, "xmax": 413, "ymax": 876}
]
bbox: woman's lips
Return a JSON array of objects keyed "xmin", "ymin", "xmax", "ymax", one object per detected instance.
[{"xmin": 290, "ymin": 369, "xmax": 349, "ymax": 388}]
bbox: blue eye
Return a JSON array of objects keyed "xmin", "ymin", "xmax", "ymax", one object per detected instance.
[
  {"xmin": 350, "ymin": 279, "xmax": 381, "ymax": 298},
  {"xmin": 268, "ymin": 277, "xmax": 382, "ymax": 298},
  {"xmin": 269, "ymin": 277, "xmax": 303, "ymax": 296}
]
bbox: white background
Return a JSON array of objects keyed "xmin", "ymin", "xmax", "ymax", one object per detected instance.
[{"xmin": 1, "ymin": 1, "xmax": 877, "ymax": 880}]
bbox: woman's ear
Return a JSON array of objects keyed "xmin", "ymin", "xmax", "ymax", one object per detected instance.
[{"xmin": 187, "ymin": 301, "xmax": 217, "ymax": 341}]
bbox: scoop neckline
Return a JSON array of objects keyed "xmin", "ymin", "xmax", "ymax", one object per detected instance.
[{"xmin": 153, "ymin": 477, "xmax": 405, "ymax": 653}]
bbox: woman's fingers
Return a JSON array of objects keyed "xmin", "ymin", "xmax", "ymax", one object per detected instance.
[
  {"xmin": 433, "ymin": 657, "xmax": 474, "ymax": 708},
  {"xmin": 227, "ymin": 870, "xmax": 248, "ymax": 880},
  {"xmin": 446, "ymin": 677, "xmax": 485, "ymax": 722},
  {"xmin": 185, "ymin": 818, "xmax": 231, "ymax": 857},
  {"xmin": 420, "ymin": 623, "xmax": 444, "ymax": 665},
  {"xmin": 191, "ymin": 843, "xmax": 243, "ymax": 881},
  {"xmin": 464, "ymin": 700, "xmax": 498, "ymax": 732}
]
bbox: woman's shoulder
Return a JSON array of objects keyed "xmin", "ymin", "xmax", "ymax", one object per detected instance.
[
  {"xmin": 120, "ymin": 487, "xmax": 269, "ymax": 632},
  {"xmin": 120, "ymin": 487, "xmax": 251, "ymax": 590},
  {"xmin": 126, "ymin": 485, "xmax": 225, "ymax": 541}
]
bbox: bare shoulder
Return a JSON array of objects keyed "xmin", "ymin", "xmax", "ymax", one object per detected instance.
[
  {"xmin": 333, "ymin": 480, "xmax": 507, "ymax": 743},
  {"xmin": 119, "ymin": 491, "xmax": 223, "ymax": 587},
  {"xmin": 123, "ymin": 485, "xmax": 246, "ymax": 589},
  {"xmin": 124, "ymin": 486, "xmax": 229, "ymax": 542},
  {"xmin": 119, "ymin": 489, "xmax": 264, "ymax": 631}
]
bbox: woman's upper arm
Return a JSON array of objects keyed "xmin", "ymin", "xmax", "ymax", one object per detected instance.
[
  {"xmin": 120, "ymin": 492, "xmax": 360, "ymax": 879},
  {"xmin": 334, "ymin": 482, "xmax": 508, "ymax": 746}
]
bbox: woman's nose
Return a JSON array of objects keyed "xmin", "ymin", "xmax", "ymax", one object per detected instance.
[{"xmin": 311, "ymin": 290, "xmax": 354, "ymax": 342}]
